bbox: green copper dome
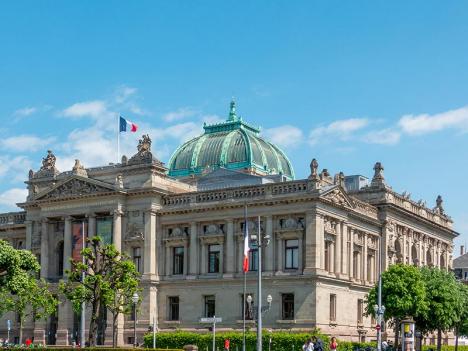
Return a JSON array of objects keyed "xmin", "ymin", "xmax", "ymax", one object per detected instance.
[{"xmin": 168, "ymin": 101, "xmax": 295, "ymax": 180}]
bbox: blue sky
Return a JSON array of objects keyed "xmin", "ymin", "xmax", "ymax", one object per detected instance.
[{"xmin": 0, "ymin": 1, "xmax": 467, "ymax": 251}]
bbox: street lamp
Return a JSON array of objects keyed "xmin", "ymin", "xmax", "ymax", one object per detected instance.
[
  {"xmin": 132, "ymin": 292, "xmax": 139, "ymax": 348},
  {"xmin": 374, "ymin": 303, "xmax": 386, "ymax": 351}
]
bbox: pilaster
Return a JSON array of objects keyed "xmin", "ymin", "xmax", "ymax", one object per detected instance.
[
  {"xmin": 40, "ymin": 219, "xmax": 49, "ymax": 278},
  {"xmin": 189, "ymin": 222, "xmax": 198, "ymax": 276}
]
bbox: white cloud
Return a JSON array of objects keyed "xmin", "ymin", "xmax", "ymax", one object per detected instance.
[
  {"xmin": 62, "ymin": 100, "xmax": 108, "ymax": 119},
  {"xmin": 309, "ymin": 118, "xmax": 369, "ymax": 145},
  {"xmin": 114, "ymin": 85, "xmax": 137, "ymax": 104},
  {"xmin": 14, "ymin": 107, "xmax": 37, "ymax": 117},
  {"xmin": 202, "ymin": 114, "xmax": 224, "ymax": 125},
  {"xmin": 363, "ymin": 128, "xmax": 401, "ymax": 145},
  {"xmin": 0, "ymin": 188, "xmax": 28, "ymax": 210},
  {"xmin": 398, "ymin": 106, "xmax": 468, "ymax": 135},
  {"xmin": 263, "ymin": 125, "xmax": 304, "ymax": 148},
  {"xmin": 0, "ymin": 135, "xmax": 55, "ymax": 152},
  {"xmin": 162, "ymin": 107, "xmax": 196, "ymax": 122},
  {"xmin": 0, "ymin": 156, "xmax": 33, "ymax": 182}
]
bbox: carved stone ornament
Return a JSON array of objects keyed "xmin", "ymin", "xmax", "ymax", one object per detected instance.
[
  {"xmin": 72, "ymin": 159, "xmax": 88, "ymax": 177},
  {"xmin": 34, "ymin": 150, "xmax": 60, "ymax": 178},
  {"xmin": 279, "ymin": 217, "xmax": 304, "ymax": 231},
  {"xmin": 40, "ymin": 178, "xmax": 114, "ymax": 199},
  {"xmin": 323, "ymin": 188, "xmax": 352, "ymax": 207},
  {"xmin": 115, "ymin": 174, "xmax": 124, "ymax": 189},
  {"xmin": 433, "ymin": 195, "xmax": 445, "ymax": 215},
  {"xmin": 308, "ymin": 158, "xmax": 319, "ymax": 180},
  {"xmin": 205, "ymin": 224, "xmax": 220, "ymax": 235},
  {"xmin": 128, "ymin": 134, "xmax": 162, "ymax": 165},
  {"xmin": 324, "ymin": 219, "xmax": 336, "ymax": 234},
  {"xmin": 125, "ymin": 222, "xmax": 144, "ymax": 241},
  {"xmin": 325, "ymin": 233, "xmax": 335, "ymax": 242},
  {"xmin": 371, "ymin": 162, "xmax": 385, "ymax": 187}
]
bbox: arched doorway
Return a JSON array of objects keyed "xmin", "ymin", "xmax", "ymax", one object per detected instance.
[{"xmin": 411, "ymin": 244, "xmax": 418, "ymax": 265}]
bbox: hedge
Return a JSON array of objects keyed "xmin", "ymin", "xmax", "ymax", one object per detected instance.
[
  {"xmin": 422, "ymin": 347, "xmax": 468, "ymax": 351},
  {"xmin": 144, "ymin": 330, "xmax": 332, "ymax": 351}
]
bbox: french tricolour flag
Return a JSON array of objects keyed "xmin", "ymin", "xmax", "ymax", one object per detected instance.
[
  {"xmin": 243, "ymin": 206, "xmax": 250, "ymax": 273},
  {"xmin": 119, "ymin": 116, "xmax": 138, "ymax": 132}
]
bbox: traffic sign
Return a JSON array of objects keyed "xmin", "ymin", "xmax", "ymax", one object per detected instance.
[
  {"xmin": 376, "ymin": 324, "xmax": 381, "ymax": 331},
  {"xmin": 200, "ymin": 317, "xmax": 222, "ymax": 323},
  {"xmin": 7, "ymin": 320, "xmax": 11, "ymax": 331}
]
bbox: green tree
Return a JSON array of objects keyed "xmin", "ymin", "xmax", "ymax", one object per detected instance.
[
  {"xmin": 0, "ymin": 276, "xmax": 58, "ymax": 343},
  {"xmin": 454, "ymin": 283, "xmax": 468, "ymax": 351},
  {"xmin": 416, "ymin": 267, "xmax": 464, "ymax": 351},
  {"xmin": 366, "ymin": 264, "xmax": 429, "ymax": 347},
  {"xmin": 60, "ymin": 236, "xmax": 141, "ymax": 347},
  {"xmin": 0, "ymin": 239, "xmax": 40, "ymax": 293}
]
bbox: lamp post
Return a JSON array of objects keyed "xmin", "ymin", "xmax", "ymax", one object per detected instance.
[
  {"xmin": 246, "ymin": 293, "xmax": 272, "ymax": 351},
  {"xmin": 374, "ymin": 303, "xmax": 386, "ymax": 351},
  {"xmin": 249, "ymin": 216, "xmax": 271, "ymax": 351},
  {"xmin": 132, "ymin": 292, "xmax": 139, "ymax": 348}
]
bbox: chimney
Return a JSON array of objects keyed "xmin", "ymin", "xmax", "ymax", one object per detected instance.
[{"xmin": 461, "ymin": 245, "xmax": 465, "ymax": 256}]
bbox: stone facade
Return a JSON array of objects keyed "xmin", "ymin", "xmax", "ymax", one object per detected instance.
[{"xmin": 0, "ymin": 139, "xmax": 457, "ymax": 346}]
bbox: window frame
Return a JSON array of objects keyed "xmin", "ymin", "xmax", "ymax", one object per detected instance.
[
  {"xmin": 208, "ymin": 244, "xmax": 221, "ymax": 273},
  {"xmin": 204, "ymin": 295, "xmax": 216, "ymax": 318},
  {"xmin": 168, "ymin": 296, "xmax": 180, "ymax": 321},
  {"xmin": 329, "ymin": 294, "xmax": 336, "ymax": 322},
  {"xmin": 284, "ymin": 239, "xmax": 299, "ymax": 270},
  {"xmin": 132, "ymin": 247, "xmax": 142, "ymax": 274},
  {"xmin": 173, "ymin": 246, "xmax": 184, "ymax": 275},
  {"xmin": 281, "ymin": 293, "xmax": 295, "ymax": 320}
]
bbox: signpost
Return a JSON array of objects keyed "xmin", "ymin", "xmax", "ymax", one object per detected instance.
[{"xmin": 200, "ymin": 317, "xmax": 222, "ymax": 351}]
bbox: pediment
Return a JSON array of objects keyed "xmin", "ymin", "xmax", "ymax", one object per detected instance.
[
  {"xmin": 35, "ymin": 176, "xmax": 119, "ymax": 201},
  {"xmin": 320, "ymin": 185, "xmax": 355, "ymax": 209}
]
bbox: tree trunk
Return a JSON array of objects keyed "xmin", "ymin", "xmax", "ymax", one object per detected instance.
[
  {"xmin": 455, "ymin": 327, "xmax": 459, "ymax": 351},
  {"xmin": 112, "ymin": 311, "xmax": 118, "ymax": 348},
  {"xmin": 437, "ymin": 329, "xmax": 442, "ymax": 351},
  {"xmin": 394, "ymin": 319, "xmax": 400, "ymax": 349},
  {"xmin": 88, "ymin": 299, "xmax": 101, "ymax": 347},
  {"xmin": 19, "ymin": 318, "xmax": 23, "ymax": 345}
]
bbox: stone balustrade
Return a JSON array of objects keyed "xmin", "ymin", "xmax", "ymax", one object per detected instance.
[{"xmin": 0, "ymin": 211, "xmax": 26, "ymax": 226}]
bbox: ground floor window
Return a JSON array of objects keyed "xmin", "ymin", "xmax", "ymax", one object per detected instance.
[
  {"xmin": 282, "ymin": 293, "xmax": 294, "ymax": 320},
  {"xmin": 168, "ymin": 296, "xmax": 179, "ymax": 320},
  {"xmin": 204, "ymin": 295, "xmax": 216, "ymax": 317}
]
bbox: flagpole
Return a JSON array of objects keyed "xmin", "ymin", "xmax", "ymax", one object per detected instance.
[
  {"xmin": 117, "ymin": 115, "xmax": 120, "ymax": 163},
  {"xmin": 81, "ymin": 220, "xmax": 86, "ymax": 346},
  {"xmin": 242, "ymin": 204, "xmax": 247, "ymax": 351}
]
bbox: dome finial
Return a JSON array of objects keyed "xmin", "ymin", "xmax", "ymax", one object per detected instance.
[{"xmin": 228, "ymin": 98, "xmax": 237, "ymax": 121}]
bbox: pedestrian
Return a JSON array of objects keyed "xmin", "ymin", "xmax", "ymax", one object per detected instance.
[
  {"xmin": 330, "ymin": 337, "xmax": 338, "ymax": 351},
  {"xmin": 381, "ymin": 340, "xmax": 388, "ymax": 350},
  {"xmin": 312, "ymin": 336, "xmax": 323, "ymax": 351},
  {"xmin": 303, "ymin": 338, "xmax": 314, "ymax": 351}
]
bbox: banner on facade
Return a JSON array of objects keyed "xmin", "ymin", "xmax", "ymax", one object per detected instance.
[
  {"xmin": 72, "ymin": 222, "xmax": 88, "ymax": 262},
  {"xmin": 96, "ymin": 217, "xmax": 113, "ymax": 245}
]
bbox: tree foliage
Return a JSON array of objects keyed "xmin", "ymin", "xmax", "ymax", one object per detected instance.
[
  {"xmin": 0, "ymin": 239, "xmax": 40, "ymax": 293},
  {"xmin": 366, "ymin": 264, "xmax": 429, "ymax": 321},
  {"xmin": 60, "ymin": 236, "xmax": 140, "ymax": 347}
]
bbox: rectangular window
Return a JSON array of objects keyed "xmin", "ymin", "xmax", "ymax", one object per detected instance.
[
  {"xmin": 285, "ymin": 240, "xmax": 299, "ymax": 269},
  {"xmin": 173, "ymin": 247, "xmax": 184, "ymax": 275},
  {"xmin": 367, "ymin": 255, "xmax": 372, "ymax": 281},
  {"xmin": 168, "ymin": 296, "xmax": 179, "ymax": 321},
  {"xmin": 204, "ymin": 295, "xmax": 216, "ymax": 317},
  {"xmin": 282, "ymin": 293, "xmax": 294, "ymax": 320},
  {"xmin": 208, "ymin": 244, "xmax": 221, "ymax": 273},
  {"xmin": 132, "ymin": 247, "xmax": 142, "ymax": 273},
  {"xmin": 249, "ymin": 248, "xmax": 258, "ymax": 271},
  {"xmin": 329, "ymin": 294, "xmax": 336, "ymax": 322},
  {"xmin": 357, "ymin": 299, "xmax": 363, "ymax": 324},
  {"xmin": 353, "ymin": 252, "xmax": 358, "ymax": 278}
]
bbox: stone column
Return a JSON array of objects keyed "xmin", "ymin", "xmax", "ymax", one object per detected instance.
[
  {"xmin": 189, "ymin": 222, "xmax": 198, "ymax": 276},
  {"xmin": 183, "ymin": 242, "xmax": 188, "ymax": 276},
  {"xmin": 335, "ymin": 221, "xmax": 341, "ymax": 276},
  {"xmin": 349, "ymin": 228, "xmax": 354, "ymax": 278},
  {"xmin": 63, "ymin": 217, "xmax": 72, "ymax": 275},
  {"xmin": 356, "ymin": 251, "xmax": 362, "ymax": 281},
  {"xmin": 304, "ymin": 210, "xmax": 323, "ymax": 273},
  {"xmin": 402, "ymin": 230, "xmax": 408, "ymax": 264},
  {"xmin": 25, "ymin": 220, "xmax": 33, "ymax": 250},
  {"xmin": 113, "ymin": 209, "xmax": 123, "ymax": 251},
  {"xmin": 265, "ymin": 216, "xmax": 274, "ymax": 272},
  {"xmin": 408, "ymin": 231, "xmax": 413, "ymax": 265},
  {"xmin": 144, "ymin": 210, "xmax": 157, "ymax": 276},
  {"xmin": 166, "ymin": 245, "xmax": 172, "ymax": 276},
  {"xmin": 298, "ymin": 234, "xmax": 304, "ymax": 273},
  {"xmin": 200, "ymin": 242, "xmax": 207, "ymax": 274},
  {"xmin": 219, "ymin": 243, "xmax": 224, "ymax": 275},
  {"xmin": 363, "ymin": 234, "xmax": 368, "ymax": 283},
  {"xmin": 341, "ymin": 222, "xmax": 348, "ymax": 275},
  {"xmin": 276, "ymin": 236, "xmax": 283, "ymax": 273},
  {"xmin": 40, "ymin": 219, "xmax": 49, "ymax": 278},
  {"xmin": 329, "ymin": 241, "xmax": 335, "ymax": 273},
  {"xmin": 225, "ymin": 220, "xmax": 235, "ymax": 275},
  {"xmin": 88, "ymin": 214, "xmax": 96, "ymax": 238}
]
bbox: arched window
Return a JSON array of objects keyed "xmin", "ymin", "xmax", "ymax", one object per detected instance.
[
  {"xmin": 440, "ymin": 254, "xmax": 446, "ymax": 269},
  {"xmin": 411, "ymin": 245, "xmax": 418, "ymax": 265},
  {"xmin": 426, "ymin": 250, "xmax": 433, "ymax": 266},
  {"xmin": 395, "ymin": 240, "xmax": 403, "ymax": 263}
]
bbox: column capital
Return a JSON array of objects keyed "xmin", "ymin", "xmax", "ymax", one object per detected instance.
[
  {"xmin": 113, "ymin": 209, "xmax": 124, "ymax": 217},
  {"xmin": 85, "ymin": 213, "xmax": 96, "ymax": 218},
  {"xmin": 41, "ymin": 218, "xmax": 49, "ymax": 224},
  {"xmin": 144, "ymin": 208, "xmax": 158, "ymax": 216}
]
